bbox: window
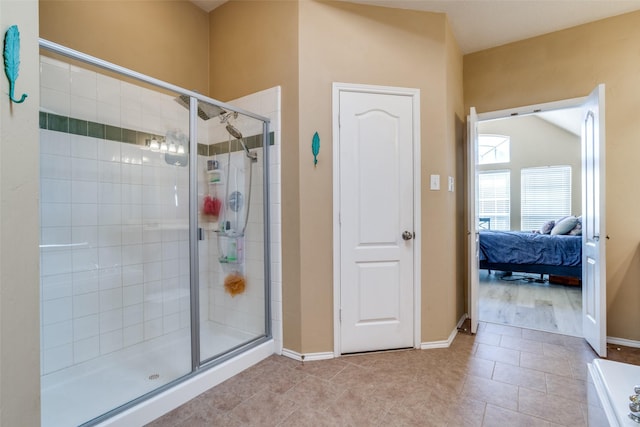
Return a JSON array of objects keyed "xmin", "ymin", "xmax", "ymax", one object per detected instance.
[
  {"xmin": 521, "ymin": 166, "xmax": 572, "ymax": 231},
  {"xmin": 478, "ymin": 170, "xmax": 510, "ymax": 230},
  {"xmin": 478, "ymin": 134, "xmax": 510, "ymax": 165}
]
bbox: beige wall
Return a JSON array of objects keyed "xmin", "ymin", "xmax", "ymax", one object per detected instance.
[
  {"xmin": 208, "ymin": 0, "xmax": 302, "ymax": 350},
  {"xmin": 1, "ymin": 1, "xmax": 41, "ymax": 425},
  {"xmin": 209, "ymin": 0, "xmax": 465, "ymax": 352},
  {"xmin": 478, "ymin": 115, "xmax": 581, "ymax": 230},
  {"xmin": 298, "ymin": 1, "xmax": 464, "ymax": 350},
  {"xmin": 446, "ymin": 18, "xmax": 467, "ymax": 337},
  {"xmin": 465, "ymin": 11, "xmax": 640, "ymax": 341},
  {"xmin": 39, "ymin": 0, "xmax": 210, "ymax": 93}
]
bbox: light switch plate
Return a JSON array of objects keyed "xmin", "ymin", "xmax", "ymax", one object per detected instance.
[
  {"xmin": 448, "ymin": 176, "xmax": 454, "ymax": 192},
  {"xmin": 430, "ymin": 174, "xmax": 440, "ymax": 190}
]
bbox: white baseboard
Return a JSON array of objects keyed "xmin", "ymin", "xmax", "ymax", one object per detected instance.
[
  {"xmin": 607, "ymin": 336, "xmax": 640, "ymax": 349},
  {"xmin": 288, "ymin": 313, "xmax": 470, "ymax": 356},
  {"xmin": 420, "ymin": 314, "xmax": 467, "ymax": 350},
  {"xmin": 281, "ymin": 348, "xmax": 335, "ymax": 362}
]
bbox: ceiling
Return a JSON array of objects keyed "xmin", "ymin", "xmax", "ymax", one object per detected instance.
[
  {"xmin": 536, "ymin": 108, "xmax": 583, "ymax": 136},
  {"xmin": 192, "ymin": 0, "xmax": 640, "ymax": 54},
  {"xmin": 191, "ymin": 0, "xmax": 226, "ymax": 13}
]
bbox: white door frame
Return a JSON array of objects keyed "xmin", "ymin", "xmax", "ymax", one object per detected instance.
[
  {"xmin": 467, "ymin": 107, "xmax": 479, "ymax": 334},
  {"xmin": 468, "ymin": 94, "xmax": 606, "ymax": 348},
  {"xmin": 332, "ymin": 82, "xmax": 421, "ymax": 357}
]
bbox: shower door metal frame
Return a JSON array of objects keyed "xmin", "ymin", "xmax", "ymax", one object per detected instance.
[
  {"xmin": 39, "ymin": 38, "xmax": 272, "ymax": 426},
  {"xmin": 188, "ymin": 96, "xmax": 201, "ymax": 372}
]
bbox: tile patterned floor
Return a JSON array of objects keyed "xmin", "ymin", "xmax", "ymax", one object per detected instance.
[{"xmin": 148, "ymin": 322, "xmax": 640, "ymax": 426}]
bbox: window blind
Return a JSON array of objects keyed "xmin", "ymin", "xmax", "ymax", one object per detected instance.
[
  {"xmin": 478, "ymin": 170, "xmax": 510, "ymax": 230},
  {"xmin": 521, "ymin": 166, "xmax": 572, "ymax": 231}
]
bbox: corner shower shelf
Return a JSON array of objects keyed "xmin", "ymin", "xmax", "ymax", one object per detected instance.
[{"xmin": 207, "ymin": 169, "xmax": 223, "ymax": 185}]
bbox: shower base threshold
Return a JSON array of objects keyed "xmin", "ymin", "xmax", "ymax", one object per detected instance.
[{"xmin": 41, "ymin": 321, "xmax": 261, "ymax": 427}]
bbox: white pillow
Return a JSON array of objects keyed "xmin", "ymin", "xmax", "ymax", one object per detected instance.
[{"xmin": 551, "ymin": 216, "xmax": 578, "ymax": 235}]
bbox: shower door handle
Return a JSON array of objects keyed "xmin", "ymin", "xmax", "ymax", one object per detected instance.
[{"xmin": 198, "ymin": 228, "xmax": 204, "ymax": 241}]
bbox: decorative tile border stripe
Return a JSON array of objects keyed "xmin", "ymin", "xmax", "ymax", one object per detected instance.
[
  {"xmin": 207, "ymin": 132, "xmax": 274, "ymax": 156},
  {"xmin": 39, "ymin": 111, "xmax": 274, "ymax": 157}
]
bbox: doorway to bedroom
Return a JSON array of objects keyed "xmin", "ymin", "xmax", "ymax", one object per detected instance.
[
  {"xmin": 468, "ymin": 87, "xmax": 607, "ymax": 357},
  {"xmin": 476, "ymin": 109, "xmax": 583, "ymax": 337}
]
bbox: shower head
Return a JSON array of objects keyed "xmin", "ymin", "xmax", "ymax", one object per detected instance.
[
  {"xmin": 226, "ymin": 123, "xmax": 257, "ymax": 161},
  {"xmin": 175, "ymin": 95, "xmax": 226, "ymax": 121},
  {"xmin": 226, "ymin": 123, "xmax": 243, "ymax": 140}
]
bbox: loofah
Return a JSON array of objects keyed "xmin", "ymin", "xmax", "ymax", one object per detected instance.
[
  {"xmin": 203, "ymin": 196, "xmax": 222, "ymax": 216},
  {"xmin": 224, "ymin": 272, "xmax": 246, "ymax": 296}
]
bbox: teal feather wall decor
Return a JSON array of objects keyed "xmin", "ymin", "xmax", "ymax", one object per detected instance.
[
  {"xmin": 312, "ymin": 132, "xmax": 320, "ymax": 166},
  {"xmin": 4, "ymin": 25, "xmax": 28, "ymax": 104}
]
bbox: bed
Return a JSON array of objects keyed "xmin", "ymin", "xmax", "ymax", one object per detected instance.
[{"xmin": 479, "ymin": 230, "xmax": 582, "ymax": 278}]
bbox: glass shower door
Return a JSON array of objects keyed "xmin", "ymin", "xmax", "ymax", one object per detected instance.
[
  {"xmin": 39, "ymin": 54, "xmax": 193, "ymax": 426},
  {"xmin": 196, "ymin": 103, "xmax": 267, "ymax": 362}
]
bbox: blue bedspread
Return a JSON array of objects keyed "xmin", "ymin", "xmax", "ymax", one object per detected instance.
[{"xmin": 479, "ymin": 231, "xmax": 581, "ymax": 266}]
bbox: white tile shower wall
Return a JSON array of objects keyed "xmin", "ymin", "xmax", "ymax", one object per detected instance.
[
  {"xmin": 40, "ymin": 129, "xmax": 192, "ymax": 374},
  {"xmin": 205, "ymin": 149, "xmax": 265, "ymax": 336},
  {"xmin": 205, "ymin": 87, "xmax": 282, "ymax": 353},
  {"xmin": 40, "ymin": 56, "xmax": 198, "ymax": 375}
]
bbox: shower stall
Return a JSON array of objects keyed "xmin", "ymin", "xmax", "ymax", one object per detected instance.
[{"xmin": 38, "ymin": 40, "xmax": 273, "ymax": 426}]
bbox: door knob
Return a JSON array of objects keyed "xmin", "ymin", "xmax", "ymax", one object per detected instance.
[{"xmin": 402, "ymin": 231, "xmax": 413, "ymax": 241}]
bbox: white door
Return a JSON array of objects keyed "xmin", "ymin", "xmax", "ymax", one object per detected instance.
[
  {"xmin": 467, "ymin": 107, "xmax": 480, "ymax": 334},
  {"xmin": 582, "ymin": 84, "xmax": 607, "ymax": 357},
  {"xmin": 337, "ymin": 88, "xmax": 416, "ymax": 354}
]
